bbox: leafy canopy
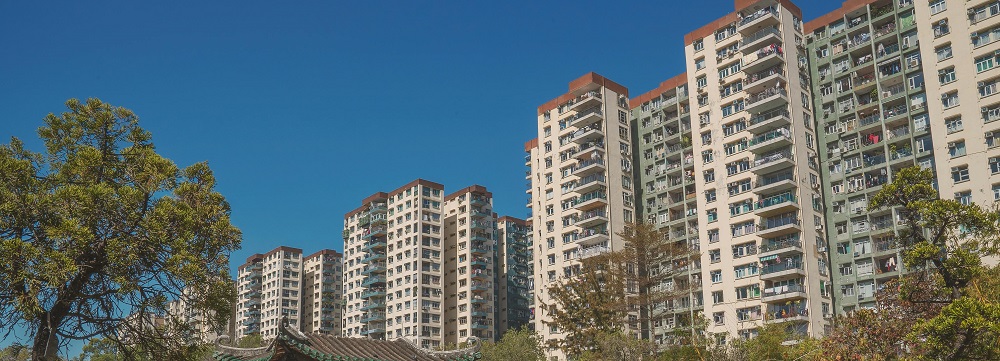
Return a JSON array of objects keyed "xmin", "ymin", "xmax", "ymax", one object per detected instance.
[{"xmin": 0, "ymin": 98, "xmax": 241, "ymax": 360}]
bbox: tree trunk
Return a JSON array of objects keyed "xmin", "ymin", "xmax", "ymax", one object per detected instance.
[{"xmin": 31, "ymin": 312, "xmax": 62, "ymax": 361}]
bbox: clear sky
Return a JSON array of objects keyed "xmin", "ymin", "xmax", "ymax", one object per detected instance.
[{"xmin": 0, "ymin": 0, "xmax": 842, "ymax": 354}]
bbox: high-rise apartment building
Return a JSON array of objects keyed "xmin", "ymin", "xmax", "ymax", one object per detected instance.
[
  {"xmin": 494, "ymin": 216, "xmax": 533, "ymax": 335},
  {"xmin": 681, "ymin": 0, "xmax": 832, "ymax": 340},
  {"xmin": 629, "ymin": 74, "xmax": 706, "ymax": 344},
  {"xmin": 302, "ymin": 249, "xmax": 344, "ymax": 335},
  {"xmin": 528, "ymin": 72, "xmax": 638, "ymax": 359},
  {"xmin": 442, "ymin": 185, "xmax": 497, "ymax": 344},
  {"xmin": 166, "ymin": 289, "xmax": 236, "ymax": 343},
  {"xmin": 342, "ymin": 180, "xmax": 507, "ymax": 349},
  {"xmin": 234, "ymin": 246, "xmax": 304, "ymax": 340},
  {"xmin": 805, "ymin": 0, "xmax": 1000, "ymax": 312},
  {"xmin": 527, "ymin": 1, "xmax": 1000, "ymax": 353}
]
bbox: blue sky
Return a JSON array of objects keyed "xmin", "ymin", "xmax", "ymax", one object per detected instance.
[{"xmin": 0, "ymin": 0, "xmax": 841, "ymax": 354}]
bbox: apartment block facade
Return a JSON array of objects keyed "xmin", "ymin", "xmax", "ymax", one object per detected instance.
[
  {"xmin": 342, "ymin": 180, "xmax": 508, "ymax": 349},
  {"xmin": 302, "ymin": 249, "xmax": 344, "ymax": 335},
  {"xmin": 527, "ymin": 1, "xmax": 1000, "ymax": 353},
  {"xmin": 234, "ymin": 246, "xmax": 304, "ymax": 340},
  {"xmin": 527, "ymin": 72, "xmax": 638, "ymax": 360},
  {"xmin": 806, "ymin": 0, "xmax": 1000, "ymax": 312},
  {"xmin": 629, "ymin": 75, "xmax": 706, "ymax": 344},
  {"xmin": 494, "ymin": 216, "xmax": 533, "ymax": 336}
]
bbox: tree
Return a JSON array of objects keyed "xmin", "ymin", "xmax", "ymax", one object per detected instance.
[
  {"xmin": 0, "ymin": 98, "xmax": 242, "ymax": 360},
  {"xmin": 543, "ymin": 222, "xmax": 699, "ymax": 358},
  {"xmin": 722, "ymin": 322, "xmax": 819, "ymax": 361},
  {"xmin": 0, "ymin": 343, "xmax": 31, "ymax": 361},
  {"xmin": 236, "ymin": 334, "xmax": 264, "ymax": 348},
  {"xmin": 578, "ymin": 331, "xmax": 658, "ymax": 361},
  {"xmin": 479, "ymin": 327, "xmax": 544, "ymax": 361},
  {"xmin": 867, "ymin": 166, "xmax": 1000, "ymax": 359}
]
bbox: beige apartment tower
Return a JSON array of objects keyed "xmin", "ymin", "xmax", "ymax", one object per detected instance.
[
  {"xmin": 527, "ymin": 72, "xmax": 638, "ymax": 359},
  {"xmin": 682, "ymin": 0, "xmax": 832, "ymax": 340},
  {"xmin": 235, "ymin": 246, "xmax": 304, "ymax": 340},
  {"xmin": 342, "ymin": 180, "xmax": 497, "ymax": 349},
  {"xmin": 301, "ymin": 249, "xmax": 344, "ymax": 335}
]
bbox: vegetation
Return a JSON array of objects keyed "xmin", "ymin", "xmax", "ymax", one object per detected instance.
[
  {"xmin": 480, "ymin": 327, "xmax": 545, "ymax": 361},
  {"xmin": 0, "ymin": 98, "xmax": 242, "ymax": 360},
  {"xmin": 544, "ymin": 221, "xmax": 698, "ymax": 358}
]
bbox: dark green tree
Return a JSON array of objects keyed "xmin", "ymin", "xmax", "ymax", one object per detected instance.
[
  {"xmin": 0, "ymin": 99, "xmax": 241, "ymax": 360},
  {"xmin": 868, "ymin": 166, "xmax": 1000, "ymax": 359}
]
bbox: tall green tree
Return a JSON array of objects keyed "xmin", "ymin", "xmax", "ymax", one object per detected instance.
[
  {"xmin": 479, "ymin": 327, "xmax": 545, "ymax": 361},
  {"xmin": 868, "ymin": 166, "xmax": 1000, "ymax": 359},
  {"xmin": 0, "ymin": 99, "xmax": 241, "ymax": 360},
  {"xmin": 544, "ymin": 251, "xmax": 628, "ymax": 357}
]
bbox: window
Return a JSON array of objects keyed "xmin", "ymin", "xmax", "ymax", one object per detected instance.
[
  {"xmin": 933, "ymin": 19, "xmax": 950, "ymax": 38},
  {"xmin": 977, "ymin": 54, "xmax": 997, "ymax": 73},
  {"xmin": 929, "ymin": 0, "xmax": 946, "ymax": 15},
  {"xmin": 935, "ymin": 44, "xmax": 953, "ymax": 61},
  {"xmin": 948, "ymin": 141, "xmax": 966, "ymax": 158},
  {"xmin": 942, "ymin": 92, "xmax": 959, "ymax": 108},
  {"xmin": 816, "ymin": 46, "xmax": 829, "ymax": 58},
  {"xmin": 704, "ymin": 169, "xmax": 715, "ymax": 182},
  {"xmin": 990, "ymin": 157, "xmax": 1000, "ymax": 174},
  {"xmin": 708, "ymin": 229, "xmax": 720, "ymax": 243},
  {"xmin": 994, "ymin": 184, "xmax": 1000, "ymax": 201},
  {"xmin": 718, "ymin": 62, "xmax": 741, "ymax": 79},
  {"xmin": 945, "ymin": 117, "xmax": 963, "ymax": 134},
  {"xmin": 695, "ymin": 58, "xmax": 706, "ymax": 71},
  {"xmin": 706, "ymin": 189, "xmax": 717, "ymax": 203},
  {"xmin": 735, "ymin": 284, "xmax": 760, "ymax": 300},
  {"xmin": 952, "ymin": 165, "xmax": 970, "ymax": 183},
  {"xmin": 702, "ymin": 150, "xmax": 714, "ymax": 164},
  {"xmin": 983, "ymin": 79, "xmax": 1000, "ymax": 98},
  {"xmin": 972, "ymin": 26, "xmax": 1000, "ymax": 48},
  {"xmin": 696, "ymin": 76, "xmax": 707, "ymax": 88},
  {"xmin": 955, "ymin": 191, "xmax": 972, "ymax": 205},
  {"xmin": 709, "ymin": 249, "xmax": 721, "ymax": 263},
  {"xmin": 712, "ymin": 291, "xmax": 724, "ymax": 305},
  {"xmin": 694, "ymin": 39, "xmax": 704, "ymax": 51},
  {"xmin": 711, "ymin": 270, "xmax": 722, "ymax": 283},
  {"xmin": 733, "ymin": 263, "xmax": 758, "ymax": 279},
  {"xmin": 939, "ymin": 67, "xmax": 956, "ymax": 84}
]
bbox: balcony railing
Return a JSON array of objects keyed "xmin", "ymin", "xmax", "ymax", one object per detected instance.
[
  {"xmin": 760, "ymin": 236, "xmax": 801, "ymax": 253},
  {"xmin": 763, "ymin": 284, "xmax": 805, "ymax": 298},
  {"xmin": 739, "ymin": 6, "xmax": 778, "ymax": 27},
  {"xmin": 753, "ymin": 150, "xmax": 794, "ymax": 168},
  {"xmin": 748, "ymin": 107, "xmax": 790, "ymax": 127},
  {"xmin": 740, "ymin": 27, "xmax": 781, "ymax": 48},
  {"xmin": 756, "ymin": 172, "xmax": 794, "ymax": 188},
  {"xmin": 747, "ymin": 87, "xmax": 787, "ymax": 105},
  {"xmin": 761, "ymin": 260, "xmax": 803, "ymax": 275},
  {"xmin": 757, "ymin": 192, "xmax": 796, "ymax": 209},
  {"xmin": 749, "ymin": 128, "xmax": 791, "ymax": 147}
]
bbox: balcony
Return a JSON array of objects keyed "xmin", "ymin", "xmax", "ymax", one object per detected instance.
[
  {"xmin": 573, "ymin": 190, "xmax": 608, "ymax": 211},
  {"xmin": 759, "ymin": 235, "xmax": 802, "ymax": 257},
  {"xmin": 757, "ymin": 215, "xmax": 800, "ymax": 238},
  {"xmin": 342, "ymin": 229, "xmax": 351, "ymax": 239},
  {"xmin": 754, "ymin": 191, "xmax": 798, "ymax": 216},
  {"xmin": 360, "ymin": 289, "xmax": 386, "ymax": 299},
  {"xmin": 363, "ymin": 226, "xmax": 387, "ymax": 239},
  {"xmin": 563, "ymin": 107, "xmax": 603, "ymax": 132},
  {"xmin": 767, "ymin": 304, "xmax": 809, "ymax": 323},
  {"xmin": 742, "ymin": 44, "xmax": 784, "ymax": 72},
  {"xmin": 744, "ymin": 66, "xmax": 785, "ymax": 93},
  {"xmin": 360, "ymin": 252, "xmax": 386, "ymax": 264},
  {"xmin": 471, "ymin": 257, "xmax": 489, "ymax": 267},
  {"xmin": 752, "ymin": 150, "xmax": 794, "ymax": 173},
  {"xmin": 360, "ymin": 300, "xmax": 385, "ymax": 311},
  {"xmin": 471, "ymin": 309, "xmax": 491, "ymax": 318},
  {"xmin": 470, "ymin": 208, "xmax": 491, "ymax": 219},
  {"xmin": 470, "ymin": 242, "xmax": 491, "ymax": 255},
  {"xmin": 361, "ymin": 263, "xmax": 386, "ymax": 275},
  {"xmin": 362, "ymin": 239, "xmax": 387, "ymax": 252},
  {"xmin": 575, "ymin": 228, "xmax": 610, "ymax": 246},
  {"xmin": 361, "ymin": 312, "xmax": 386, "ymax": 323},
  {"xmin": 471, "ymin": 296, "xmax": 491, "ymax": 305},
  {"xmin": 738, "ymin": 6, "xmax": 779, "ymax": 32},
  {"xmin": 746, "ymin": 107, "xmax": 790, "ymax": 133},
  {"xmin": 361, "ymin": 275, "xmax": 386, "ymax": 287},
  {"xmin": 746, "ymin": 87, "xmax": 788, "ymax": 113},
  {"xmin": 762, "ymin": 284, "xmax": 807, "ymax": 303},
  {"xmin": 748, "ymin": 128, "xmax": 792, "ymax": 153},
  {"xmin": 471, "ymin": 322, "xmax": 491, "ymax": 330},
  {"xmin": 576, "ymin": 209, "xmax": 609, "ymax": 228},
  {"xmin": 358, "ymin": 214, "xmax": 371, "ymax": 226},
  {"xmin": 740, "ymin": 27, "xmax": 782, "ymax": 53},
  {"xmin": 572, "ymin": 158, "xmax": 606, "ymax": 178},
  {"xmin": 470, "ymin": 196, "xmax": 490, "ymax": 207},
  {"xmin": 572, "ymin": 174, "xmax": 607, "ymax": 195},
  {"xmin": 368, "ymin": 203, "xmax": 387, "ymax": 214},
  {"xmin": 569, "ymin": 91, "xmax": 602, "ymax": 111},
  {"xmin": 579, "ymin": 245, "xmax": 611, "ymax": 260},
  {"xmin": 361, "ymin": 327, "xmax": 385, "ymax": 336},
  {"xmin": 471, "ymin": 282, "xmax": 491, "ymax": 292},
  {"xmin": 760, "ymin": 260, "xmax": 805, "ymax": 280},
  {"xmin": 753, "ymin": 172, "xmax": 796, "ymax": 194}
]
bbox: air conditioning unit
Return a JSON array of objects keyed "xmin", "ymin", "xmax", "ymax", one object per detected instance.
[
  {"xmin": 818, "ymin": 246, "xmax": 828, "ymax": 253},
  {"xmin": 816, "ymin": 224, "xmax": 824, "ymax": 230},
  {"xmin": 986, "ymin": 131, "xmax": 994, "ymax": 139}
]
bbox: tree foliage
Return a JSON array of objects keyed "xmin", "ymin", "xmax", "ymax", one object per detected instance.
[
  {"xmin": 0, "ymin": 99, "xmax": 241, "ymax": 360},
  {"xmin": 543, "ymin": 222, "xmax": 699, "ymax": 358},
  {"xmin": 479, "ymin": 327, "xmax": 545, "ymax": 361}
]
